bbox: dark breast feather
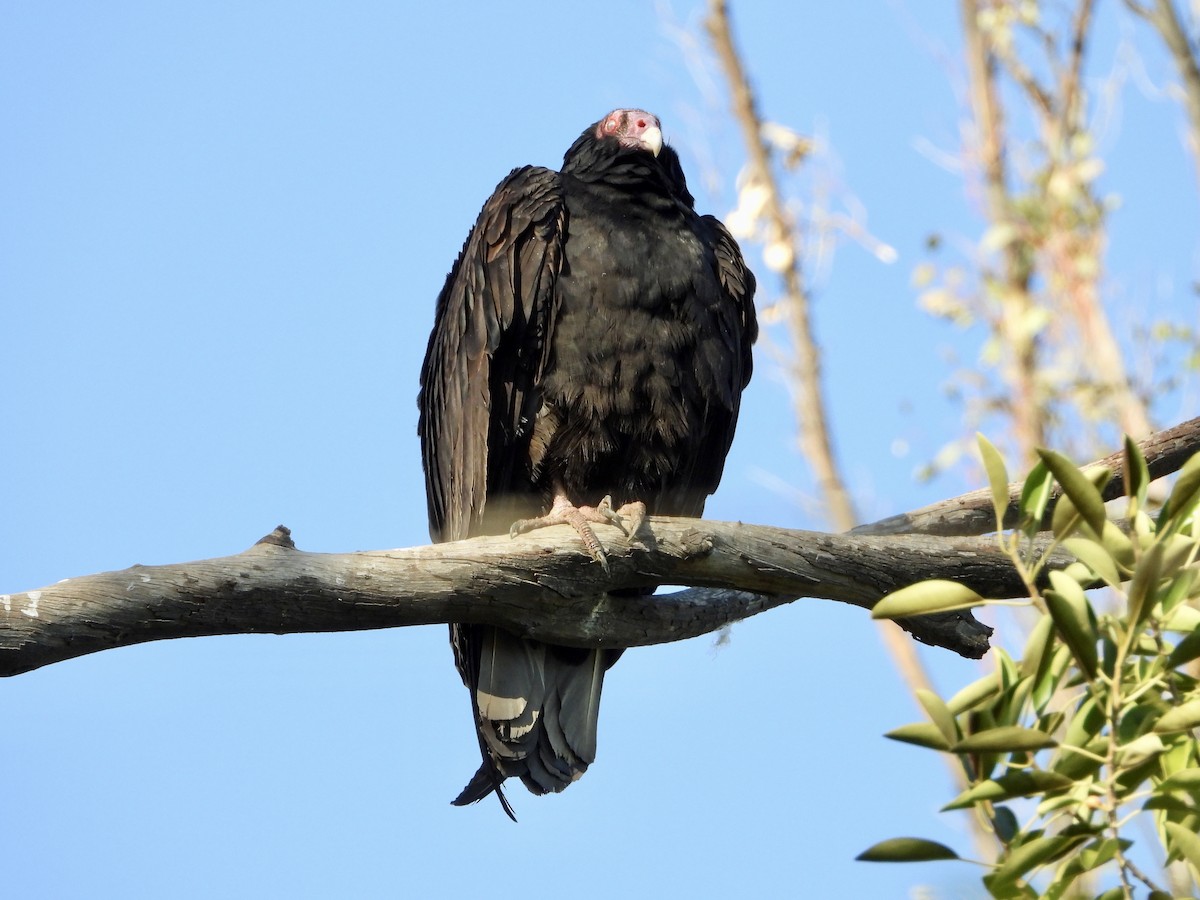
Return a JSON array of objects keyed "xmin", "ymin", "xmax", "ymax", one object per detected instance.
[{"xmin": 531, "ymin": 173, "xmax": 758, "ymax": 519}]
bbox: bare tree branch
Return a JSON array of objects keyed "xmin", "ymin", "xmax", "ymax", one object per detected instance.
[
  {"xmin": 1050, "ymin": 0, "xmax": 1154, "ymax": 445},
  {"xmin": 1060, "ymin": 0, "xmax": 1096, "ymax": 138},
  {"xmin": 704, "ymin": 0, "xmax": 857, "ymax": 532},
  {"xmin": 854, "ymin": 415, "xmax": 1200, "ymax": 536},
  {"xmin": 960, "ymin": 0, "xmax": 1043, "ymax": 463},
  {"xmin": 8, "ymin": 418, "xmax": 1196, "ymax": 685},
  {"xmin": 1125, "ymin": 0, "xmax": 1200, "ymax": 193},
  {"xmin": 1, "ymin": 516, "xmax": 1021, "ymax": 677}
]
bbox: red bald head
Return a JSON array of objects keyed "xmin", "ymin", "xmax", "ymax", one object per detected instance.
[{"xmin": 594, "ymin": 109, "xmax": 663, "ymax": 157}]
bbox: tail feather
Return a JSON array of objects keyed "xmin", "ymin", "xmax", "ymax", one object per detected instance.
[
  {"xmin": 540, "ymin": 683, "xmax": 572, "ymax": 762},
  {"xmin": 555, "ymin": 646, "xmax": 606, "ymax": 762},
  {"xmin": 451, "ymin": 624, "xmax": 612, "ymax": 814},
  {"xmin": 476, "ymin": 630, "xmax": 545, "ymax": 723},
  {"xmin": 451, "ymin": 761, "xmax": 517, "ymax": 822}
]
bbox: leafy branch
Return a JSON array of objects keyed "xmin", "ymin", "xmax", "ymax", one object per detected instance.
[{"xmin": 861, "ymin": 435, "xmax": 1200, "ymax": 898}]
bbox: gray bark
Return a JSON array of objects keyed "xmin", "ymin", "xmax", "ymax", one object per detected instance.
[
  {"xmin": 6, "ymin": 418, "xmax": 1198, "ymax": 678},
  {"xmin": 2, "ymin": 518, "xmax": 1006, "ymax": 676}
]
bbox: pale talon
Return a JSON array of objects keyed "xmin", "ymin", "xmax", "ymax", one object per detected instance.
[
  {"xmin": 595, "ymin": 495, "xmax": 629, "ymax": 534},
  {"xmin": 614, "ymin": 501, "xmax": 648, "ymax": 544}
]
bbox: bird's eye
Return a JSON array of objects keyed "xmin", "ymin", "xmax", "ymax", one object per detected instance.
[{"xmin": 635, "ymin": 118, "xmax": 646, "ymax": 129}]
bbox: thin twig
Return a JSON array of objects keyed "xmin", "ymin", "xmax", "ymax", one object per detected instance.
[
  {"xmin": 960, "ymin": 0, "xmax": 1043, "ymax": 465},
  {"xmin": 1125, "ymin": 0, "xmax": 1200, "ymax": 193},
  {"xmin": 1054, "ymin": 0, "xmax": 1153, "ymax": 444},
  {"xmin": 704, "ymin": 0, "xmax": 856, "ymax": 532},
  {"xmin": 1060, "ymin": 0, "xmax": 1096, "ymax": 140}
]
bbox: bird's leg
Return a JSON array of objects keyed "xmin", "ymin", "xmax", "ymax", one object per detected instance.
[{"xmin": 509, "ymin": 493, "xmax": 635, "ymax": 572}]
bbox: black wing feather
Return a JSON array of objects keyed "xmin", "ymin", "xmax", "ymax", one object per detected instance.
[
  {"xmin": 692, "ymin": 212, "xmax": 757, "ymax": 496},
  {"xmin": 418, "ymin": 166, "xmax": 569, "ymax": 818},
  {"xmin": 646, "ymin": 213, "xmax": 757, "ymax": 519},
  {"xmin": 418, "ymin": 165, "xmax": 566, "ymax": 543}
]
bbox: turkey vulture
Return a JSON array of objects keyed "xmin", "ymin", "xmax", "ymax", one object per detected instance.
[{"xmin": 418, "ymin": 108, "xmax": 757, "ymax": 818}]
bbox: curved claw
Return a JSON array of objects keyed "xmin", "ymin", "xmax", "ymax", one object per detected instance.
[
  {"xmin": 594, "ymin": 495, "xmax": 629, "ymax": 535},
  {"xmin": 614, "ymin": 501, "xmax": 648, "ymax": 547}
]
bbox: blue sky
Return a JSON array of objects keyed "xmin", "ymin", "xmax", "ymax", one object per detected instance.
[{"xmin": 4, "ymin": 3, "xmax": 1197, "ymax": 898}]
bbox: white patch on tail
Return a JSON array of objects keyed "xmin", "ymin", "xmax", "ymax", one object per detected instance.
[{"xmin": 477, "ymin": 690, "xmax": 527, "ymax": 721}]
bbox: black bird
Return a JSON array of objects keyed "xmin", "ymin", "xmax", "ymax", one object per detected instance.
[{"xmin": 418, "ymin": 109, "xmax": 757, "ymax": 818}]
